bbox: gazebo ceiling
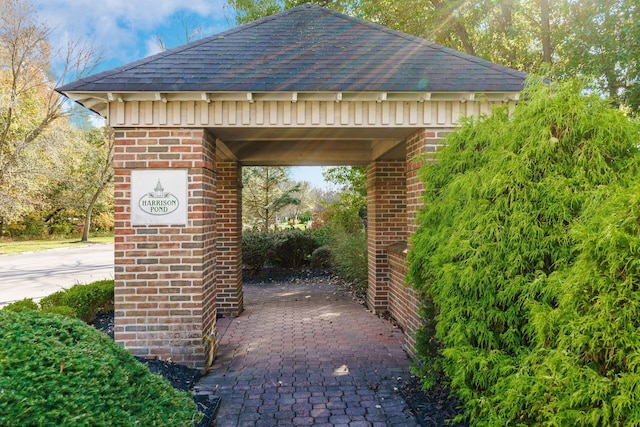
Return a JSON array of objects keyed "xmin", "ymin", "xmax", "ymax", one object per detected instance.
[
  {"xmin": 56, "ymin": 3, "xmax": 527, "ymax": 166},
  {"xmin": 212, "ymin": 126, "xmax": 414, "ymax": 166}
]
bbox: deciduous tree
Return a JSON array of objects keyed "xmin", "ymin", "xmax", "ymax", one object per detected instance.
[{"xmin": 242, "ymin": 166, "xmax": 300, "ymax": 231}]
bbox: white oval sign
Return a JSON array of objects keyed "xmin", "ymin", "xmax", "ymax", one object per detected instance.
[{"xmin": 138, "ymin": 180, "xmax": 180, "ymax": 216}]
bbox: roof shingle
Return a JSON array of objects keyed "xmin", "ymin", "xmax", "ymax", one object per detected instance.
[{"xmin": 57, "ymin": 3, "xmax": 527, "ymax": 94}]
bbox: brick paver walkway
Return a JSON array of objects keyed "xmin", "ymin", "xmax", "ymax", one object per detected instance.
[{"xmin": 195, "ymin": 276, "xmax": 420, "ymax": 426}]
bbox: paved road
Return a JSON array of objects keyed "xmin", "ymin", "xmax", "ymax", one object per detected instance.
[{"xmin": 0, "ymin": 243, "xmax": 114, "ymax": 307}]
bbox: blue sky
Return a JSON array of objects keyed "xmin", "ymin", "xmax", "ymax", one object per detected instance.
[{"xmin": 32, "ymin": 0, "xmax": 332, "ymax": 189}]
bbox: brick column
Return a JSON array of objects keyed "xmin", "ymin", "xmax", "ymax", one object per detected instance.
[
  {"xmin": 216, "ymin": 161, "xmax": 243, "ymax": 316},
  {"xmin": 366, "ymin": 161, "xmax": 407, "ymax": 313},
  {"xmin": 396, "ymin": 128, "xmax": 453, "ymax": 354},
  {"xmin": 113, "ymin": 128, "xmax": 217, "ymax": 370}
]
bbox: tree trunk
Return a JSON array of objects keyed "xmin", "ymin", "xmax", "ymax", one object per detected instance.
[
  {"xmin": 81, "ymin": 179, "xmax": 109, "ymax": 242},
  {"xmin": 539, "ymin": 0, "xmax": 552, "ymax": 63}
]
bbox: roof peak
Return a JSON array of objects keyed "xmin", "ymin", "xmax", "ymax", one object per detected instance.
[{"xmin": 57, "ymin": 3, "xmax": 527, "ymax": 105}]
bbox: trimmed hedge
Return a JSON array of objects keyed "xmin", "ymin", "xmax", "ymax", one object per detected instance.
[
  {"xmin": 39, "ymin": 280, "xmax": 114, "ymax": 323},
  {"xmin": 0, "ymin": 310, "xmax": 200, "ymax": 426},
  {"xmin": 273, "ymin": 229, "xmax": 320, "ymax": 269},
  {"xmin": 408, "ymin": 80, "xmax": 640, "ymax": 425},
  {"xmin": 242, "ymin": 229, "xmax": 320, "ymax": 271}
]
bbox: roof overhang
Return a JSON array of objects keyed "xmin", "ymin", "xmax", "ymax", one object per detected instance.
[
  {"xmin": 61, "ymin": 90, "xmax": 521, "ymax": 119},
  {"xmin": 59, "ymin": 89, "xmax": 519, "ymax": 166}
]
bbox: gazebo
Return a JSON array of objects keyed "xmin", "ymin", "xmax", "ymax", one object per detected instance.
[{"xmin": 57, "ymin": 3, "xmax": 527, "ymax": 370}]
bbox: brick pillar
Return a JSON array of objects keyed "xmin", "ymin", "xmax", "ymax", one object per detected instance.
[
  {"xmin": 216, "ymin": 161, "xmax": 243, "ymax": 316},
  {"xmin": 406, "ymin": 128, "xmax": 453, "ymax": 237},
  {"xmin": 397, "ymin": 128, "xmax": 453, "ymax": 354},
  {"xmin": 366, "ymin": 161, "xmax": 407, "ymax": 313},
  {"xmin": 113, "ymin": 128, "xmax": 217, "ymax": 371}
]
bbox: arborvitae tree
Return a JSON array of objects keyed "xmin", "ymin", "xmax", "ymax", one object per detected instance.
[{"xmin": 408, "ymin": 79, "xmax": 640, "ymax": 425}]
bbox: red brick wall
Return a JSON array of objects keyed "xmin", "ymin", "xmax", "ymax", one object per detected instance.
[
  {"xmin": 384, "ymin": 128, "xmax": 452, "ymax": 355},
  {"xmin": 113, "ymin": 128, "xmax": 217, "ymax": 370},
  {"xmin": 406, "ymin": 129, "xmax": 453, "ymax": 236},
  {"xmin": 366, "ymin": 161, "xmax": 407, "ymax": 313},
  {"xmin": 387, "ymin": 243, "xmax": 422, "ymax": 355},
  {"xmin": 216, "ymin": 161, "xmax": 243, "ymax": 316}
]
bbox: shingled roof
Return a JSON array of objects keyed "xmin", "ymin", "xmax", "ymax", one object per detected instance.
[{"xmin": 57, "ymin": 3, "xmax": 527, "ymax": 96}]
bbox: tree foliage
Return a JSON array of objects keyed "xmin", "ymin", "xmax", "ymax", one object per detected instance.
[
  {"xmin": 0, "ymin": 0, "xmax": 96, "ymax": 184},
  {"xmin": 242, "ymin": 166, "xmax": 300, "ymax": 231},
  {"xmin": 0, "ymin": 0, "xmax": 106, "ymax": 238},
  {"xmin": 322, "ymin": 165, "xmax": 367, "ymax": 219},
  {"xmin": 227, "ymin": 0, "xmax": 640, "ymax": 114},
  {"xmin": 407, "ymin": 79, "xmax": 640, "ymax": 425}
]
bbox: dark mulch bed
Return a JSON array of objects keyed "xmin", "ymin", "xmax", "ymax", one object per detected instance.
[
  {"xmin": 400, "ymin": 375, "xmax": 468, "ymax": 427},
  {"xmin": 91, "ymin": 314, "xmax": 220, "ymax": 427},
  {"xmin": 94, "ymin": 268, "xmax": 467, "ymax": 426}
]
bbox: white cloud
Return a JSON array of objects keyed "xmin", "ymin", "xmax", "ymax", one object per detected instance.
[{"xmin": 32, "ymin": 0, "xmax": 232, "ymax": 70}]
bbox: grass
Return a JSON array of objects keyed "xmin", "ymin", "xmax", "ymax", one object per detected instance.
[{"xmin": 0, "ymin": 236, "xmax": 114, "ymax": 254}]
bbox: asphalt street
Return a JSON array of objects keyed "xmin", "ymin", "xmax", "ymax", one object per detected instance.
[{"xmin": 0, "ymin": 243, "xmax": 114, "ymax": 307}]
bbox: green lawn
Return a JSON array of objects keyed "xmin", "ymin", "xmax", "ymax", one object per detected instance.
[{"xmin": 0, "ymin": 236, "xmax": 114, "ymax": 254}]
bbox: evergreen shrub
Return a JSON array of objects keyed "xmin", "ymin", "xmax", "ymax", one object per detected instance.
[
  {"xmin": 242, "ymin": 231, "xmax": 279, "ymax": 272},
  {"xmin": 38, "ymin": 280, "xmax": 114, "ymax": 323},
  {"xmin": 242, "ymin": 229, "xmax": 321, "ymax": 271},
  {"xmin": 329, "ymin": 225, "xmax": 368, "ymax": 292},
  {"xmin": 2, "ymin": 298, "xmax": 39, "ymax": 313},
  {"xmin": 272, "ymin": 229, "xmax": 320, "ymax": 268},
  {"xmin": 407, "ymin": 79, "xmax": 640, "ymax": 425},
  {"xmin": 0, "ymin": 310, "xmax": 200, "ymax": 426},
  {"xmin": 310, "ymin": 245, "xmax": 332, "ymax": 269}
]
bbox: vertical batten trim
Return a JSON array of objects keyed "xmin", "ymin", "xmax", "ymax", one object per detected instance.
[
  {"xmin": 437, "ymin": 101, "xmax": 446, "ymax": 125},
  {"xmin": 200, "ymin": 101, "xmax": 210, "ymax": 125},
  {"xmin": 269, "ymin": 101, "xmax": 278, "ymax": 125},
  {"xmin": 382, "ymin": 102, "xmax": 390, "ymax": 125},
  {"xmin": 354, "ymin": 101, "xmax": 363, "ymax": 125},
  {"xmin": 283, "ymin": 102, "xmax": 291, "ymax": 125},
  {"xmin": 256, "ymin": 101, "xmax": 264, "ymax": 125},
  {"xmin": 409, "ymin": 102, "xmax": 418, "ymax": 125},
  {"xmin": 214, "ymin": 101, "xmax": 223, "ymax": 125},
  {"xmin": 311, "ymin": 101, "xmax": 320, "ymax": 125},
  {"xmin": 144, "ymin": 101, "xmax": 153, "ymax": 125},
  {"xmin": 451, "ymin": 102, "xmax": 460, "ymax": 125},
  {"xmin": 326, "ymin": 102, "xmax": 335, "ymax": 125},
  {"xmin": 130, "ymin": 101, "xmax": 139, "ymax": 125},
  {"xmin": 423, "ymin": 101, "xmax": 432, "ymax": 125},
  {"xmin": 368, "ymin": 101, "xmax": 377, "ymax": 125},
  {"xmin": 242, "ymin": 102, "xmax": 250, "ymax": 125},
  {"xmin": 172, "ymin": 102, "xmax": 181, "ymax": 125},
  {"xmin": 159, "ymin": 101, "xmax": 167, "ymax": 125},
  {"xmin": 186, "ymin": 101, "xmax": 195, "ymax": 125},
  {"xmin": 297, "ymin": 102, "xmax": 305, "ymax": 124},
  {"xmin": 395, "ymin": 102, "xmax": 404, "ymax": 125},
  {"xmin": 228, "ymin": 101, "xmax": 237, "ymax": 125},
  {"xmin": 340, "ymin": 102, "xmax": 349, "ymax": 125},
  {"xmin": 116, "ymin": 102, "xmax": 125, "ymax": 125}
]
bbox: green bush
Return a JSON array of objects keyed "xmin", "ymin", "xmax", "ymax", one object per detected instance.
[
  {"xmin": 242, "ymin": 229, "xmax": 321, "ymax": 271},
  {"xmin": 310, "ymin": 245, "xmax": 332, "ymax": 269},
  {"xmin": 39, "ymin": 280, "xmax": 114, "ymax": 323},
  {"xmin": 407, "ymin": 79, "xmax": 640, "ymax": 425},
  {"xmin": 272, "ymin": 229, "xmax": 320, "ymax": 269},
  {"xmin": 41, "ymin": 305, "xmax": 77, "ymax": 318},
  {"xmin": 0, "ymin": 310, "xmax": 200, "ymax": 426},
  {"xmin": 39, "ymin": 289, "xmax": 66, "ymax": 309},
  {"xmin": 328, "ymin": 226, "xmax": 368, "ymax": 293},
  {"xmin": 2, "ymin": 298, "xmax": 38, "ymax": 312},
  {"xmin": 242, "ymin": 231, "xmax": 279, "ymax": 272}
]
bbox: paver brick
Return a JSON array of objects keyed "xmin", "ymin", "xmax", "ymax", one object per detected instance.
[{"xmin": 197, "ymin": 279, "xmax": 419, "ymax": 426}]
